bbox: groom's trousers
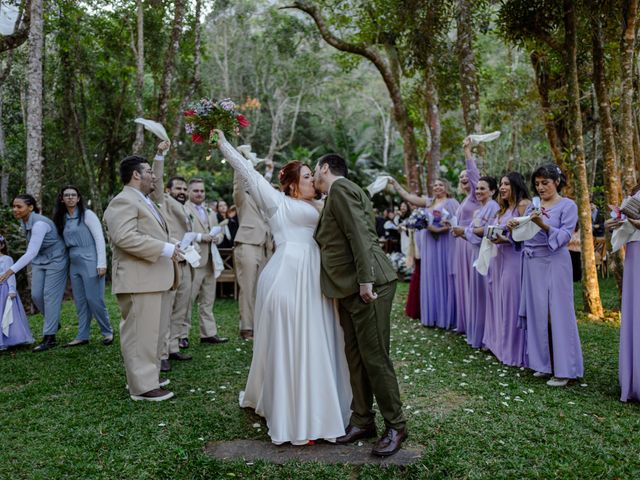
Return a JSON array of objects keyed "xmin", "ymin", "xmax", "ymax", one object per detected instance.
[{"xmin": 337, "ymin": 280, "xmax": 406, "ymax": 430}]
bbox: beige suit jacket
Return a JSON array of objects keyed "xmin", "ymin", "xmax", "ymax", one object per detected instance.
[
  {"xmin": 185, "ymin": 200, "xmax": 219, "ymax": 269},
  {"xmin": 104, "ymin": 186, "xmax": 177, "ymax": 294},
  {"xmin": 150, "ymin": 158, "xmax": 192, "ymax": 242},
  {"xmin": 233, "ymin": 171, "xmax": 271, "ymax": 246}
]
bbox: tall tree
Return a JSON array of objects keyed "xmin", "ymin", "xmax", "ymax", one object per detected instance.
[
  {"xmin": 285, "ymin": 1, "xmax": 420, "ymax": 191},
  {"xmin": 619, "ymin": 0, "xmax": 638, "ymax": 192},
  {"xmin": 131, "ymin": 0, "xmax": 145, "ymax": 154},
  {"xmin": 157, "ymin": 0, "xmax": 184, "ymax": 126},
  {"xmin": 455, "ymin": 0, "xmax": 482, "ymax": 137},
  {"xmin": 563, "ymin": 0, "xmax": 603, "ymax": 317},
  {"xmin": 25, "ymin": 0, "xmax": 43, "ymax": 204}
]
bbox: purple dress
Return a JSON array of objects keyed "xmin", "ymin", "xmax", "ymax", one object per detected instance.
[
  {"xmin": 419, "ymin": 197, "xmax": 460, "ymax": 329},
  {"xmin": 619, "ymin": 240, "xmax": 640, "ymax": 401},
  {"xmin": 519, "ymin": 198, "xmax": 583, "ymax": 378},
  {"xmin": 452, "ymin": 156, "xmax": 481, "ymax": 335},
  {"xmin": 465, "ymin": 199, "xmax": 500, "ymax": 349},
  {"xmin": 490, "ymin": 208, "xmax": 527, "ymax": 367},
  {"xmin": 0, "ymin": 255, "xmax": 34, "ymax": 349}
]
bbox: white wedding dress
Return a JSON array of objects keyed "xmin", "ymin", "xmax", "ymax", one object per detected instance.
[{"xmin": 218, "ymin": 137, "xmax": 352, "ymax": 445}]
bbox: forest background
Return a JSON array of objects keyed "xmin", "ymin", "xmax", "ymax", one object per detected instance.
[{"xmin": 1, "ymin": 0, "xmax": 639, "ymax": 318}]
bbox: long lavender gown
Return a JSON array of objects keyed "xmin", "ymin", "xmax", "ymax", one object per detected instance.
[
  {"xmin": 452, "ymin": 156, "xmax": 481, "ymax": 335},
  {"xmin": 419, "ymin": 197, "xmax": 460, "ymax": 329},
  {"xmin": 465, "ymin": 199, "xmax": 500, "ymax": 349},
  {"xmin": 490, "ymin": 208, "xmax": 527, "ymax": 367},
  {"xmin": 519, "ymin": 198, "xmax": 583, "ymax": 378},
  {"xmin": 0, "ymin": 255, "xmax": 34, "ymax": 349},
  {"xmin": 619, "ymin": 240, "xmax": 640, "ymax": 402}
]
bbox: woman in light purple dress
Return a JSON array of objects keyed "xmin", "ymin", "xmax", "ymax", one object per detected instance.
[
  {"xmin": 451, "ymin": 138, "xmax": 481, "ymax": 335},
  {"xmin": 610, "ymin": 184, "xmax": 640, "ymax": 402},
  {"xmin": 508, "ymin": 164, "xmax": 583, "ymax": 387},
  {"xmin": 391, "ymin": 179, "xmax": 459, "ymax": 329},
  {"xmin": 488, "ymin": 173, "xmax": 530, "ymax": 367},
  {"xmin": 454, "ymin": 177, "xmax": 499, "ymax": 349}
]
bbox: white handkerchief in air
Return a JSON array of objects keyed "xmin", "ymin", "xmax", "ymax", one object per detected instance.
[
  {"xmin": 467, "ymin": 131, "xmax": 501, "ymax": 146},
  {"xmin": 611, "ymin": 220, "xmax": 640, "ymax": 252},
  {"xmin": 366, "ymin": 176, "xmax": 393, "ymax": 197},
  {"xmin": 511, "ymin": 216, "xmax": 542, "ymax": 242},
  {"xmin": 134, "ymin": 118, "xmax": 170, "ymax": 141},
  {"xmin": 473, "ymin": 237, "xmax": 497, "ymax": 276},
  {"xmin": 2, "ymin": 296, "xmax": 13, "ymax": 336}
]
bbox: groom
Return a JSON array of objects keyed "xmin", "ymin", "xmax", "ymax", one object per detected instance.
[{"xmin": 314, "ymin": 154, "xmax": 407, "ymax": 457}]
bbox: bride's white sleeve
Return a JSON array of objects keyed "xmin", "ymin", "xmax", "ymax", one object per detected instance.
[{"xmin": 217, "ymin": 136, "xmax": 282, "ymax": 218}]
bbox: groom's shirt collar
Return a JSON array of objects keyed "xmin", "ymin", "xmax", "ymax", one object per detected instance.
[{"xmin": 328, "ymin": 176, "xmax": 345, "ymax": 194}]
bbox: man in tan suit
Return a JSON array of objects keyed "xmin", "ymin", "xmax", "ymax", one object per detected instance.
[
  {"xmin": 185, "ymin": 179, "xmax": 228, "ymax": 345},
  {"xmin": 150, "ymin": 148, "xmax": 194, "ymax": 372},
  {"xmin": 104, "ymin": 148, "xmax": 181, "ymax": 402},
  {"xmin": 232, "ymin": 154, "xmax": 274, "ymax": 340}
]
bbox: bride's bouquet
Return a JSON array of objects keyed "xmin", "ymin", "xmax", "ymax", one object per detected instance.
[{"xmin": 184, "ymin": 98, "xmax": 250, "ymax": 146}]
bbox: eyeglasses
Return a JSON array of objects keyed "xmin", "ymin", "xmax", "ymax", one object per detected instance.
[{"xmin": 63, "ymin": 193, "xmax": 78, "ymax": 198}]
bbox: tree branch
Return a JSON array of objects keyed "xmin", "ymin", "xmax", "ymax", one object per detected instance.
[{"xmin": 0, "ymin": 0, "xmax": 31, "ymax": 54}]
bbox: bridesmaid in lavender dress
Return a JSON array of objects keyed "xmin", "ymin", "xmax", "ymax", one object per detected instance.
[
  {"xmin": 453, "ymin": 177, "xmax": 499, "ymax": 349},
  {"xmin": 609, "ymin": 184, "xmax": 640, "ymax": 402},
  {"xmin": 392, "ymin": 179, "xmax": 460, "ymax": 329},
  {"xmin": 489, "ymin": 173, "xmax": 530, "ymax": 367},
  {"xmin": 451, "ymin": 137, "xmax": 481, "ymax": 334},
  {"xmin": 508, "ymin": 164, "xmax": 583, "ymax": 387}
]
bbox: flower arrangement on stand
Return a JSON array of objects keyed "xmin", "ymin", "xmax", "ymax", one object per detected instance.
[{"xmin": 184, "ymin": 98, "xmax": 251, "ymax": 147}]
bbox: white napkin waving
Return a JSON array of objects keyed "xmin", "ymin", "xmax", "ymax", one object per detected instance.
[
  {"xmin": 467, "ymin": 131, "xmax": 501, "ymax": 146},
  {"xmin": 511, "ymin": 216, "xmax": 542, "ymax": 242},
  {"xmin": 367, "ymin": 176, "xmax": 393, "ymax": 197},
  {"xmin": 473, "ymin": 237, "xmax": 498, "ymax": 276},
  {"xmin": 211, "ymin": 245, "xmax": 225, "ymax": 279},
  {"xmin": 2, "ymin": 296, "xmax": 13, "ymax": 336},
  {"xmin": 611, "ymin": 220, "xmax": 640, "ymax": 252},
  {"xmin": 134, "ymin": 118, "xmax": 170, "ymax": 141},
  {"xmin": 182, "ymin": 245, "xmax": 201, "ymax": 268}
]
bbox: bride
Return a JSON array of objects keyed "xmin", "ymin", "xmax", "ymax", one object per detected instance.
[{"xmin": 215, "ymin": 130, "xmax": 352, "ymax": 445}]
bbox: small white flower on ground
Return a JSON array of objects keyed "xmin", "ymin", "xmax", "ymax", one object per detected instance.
[
  {"xmin": 198, "ymin": 437, "xmax": 204, "ymax": 441},
  {"xmin": 357, "ymin": 441, "xmax": 363, "ymax": 447},
  {"xmin": 501, "ymin": 402, "xmax": 509, "ymax": 407},
  {"xmin": 568, "ymin": 401, "xmax": 575, "ymax": 405},
  {"xmin": 580, "ymin": 384, "xmax": 588, "ymax": 387},
  {"xmin": 158, "ymin": 423, "xmax": 166, "ymax": 427},
  {"xmin": 252, "ymin": 423, "xmax": 261, "ymax": 428},
  {"xmin": 464, "ymin": 408, "xmax": 474, "ymax": 413}
]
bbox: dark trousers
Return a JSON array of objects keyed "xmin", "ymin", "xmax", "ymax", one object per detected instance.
[{"xmin": 337, "ymin": 281, "xmax": 405, "ymax": 430}]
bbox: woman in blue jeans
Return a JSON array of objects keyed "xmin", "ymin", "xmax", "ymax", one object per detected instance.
[{"xmin": 52, "ymin": 186, "xmax": 113, "ymax": 347}]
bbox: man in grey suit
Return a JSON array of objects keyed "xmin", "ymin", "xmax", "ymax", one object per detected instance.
[
  {"xmin": 150, "ymin": 145, "xmax": 194, "ymax": 371},
  {"xmin": 104, "ymin": 149, "xmax": 181, "ymax": 402},
  {"xmin": 232, "ymin": 153, "xmax": 274, "ymax": 340}
]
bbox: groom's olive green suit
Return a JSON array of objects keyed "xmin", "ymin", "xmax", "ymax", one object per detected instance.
[{"xmin": 314, "ymin": 178, "xmax": 405, "ymax": 430}]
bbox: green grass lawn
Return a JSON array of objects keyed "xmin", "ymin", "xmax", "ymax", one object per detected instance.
[{"xmin": 1, "ymin": 280, "xmax": 639, "ymax": 479}]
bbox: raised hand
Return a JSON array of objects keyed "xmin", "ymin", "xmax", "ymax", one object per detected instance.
[{"xmin": 157, "ymin": 140, "xmax": 171, "ymax": 156}]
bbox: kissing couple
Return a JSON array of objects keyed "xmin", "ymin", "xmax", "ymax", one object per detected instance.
[{"xmin": 214, "ymin": 130, "xmax": 408, "ymax": 457}]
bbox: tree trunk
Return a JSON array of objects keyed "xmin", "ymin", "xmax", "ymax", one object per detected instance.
[
  {"xmin": 169, "ymin": 0, "xmax": 202, "ymax": 175},
  {"xmin": 620, "ymin": 0, "xmax": 638, "ymax": 192},
  {"xmin": 592, "ymin": 12, "xmax": 625, "ymax": 292},
  {"xmin": 424, "ymin": 53, "xmax": 441, "ymax": 195},
  {"xmin": 455, "ymin": 0, "xmax": 483, "ymax": 167},
  {"xmin": 564, "ymin": 0, "xmax": 603, "ymax": 317},
  {"xmin": 157, "ymin": 0, "xmax": 184, "ymax": 126},
  {"xmin": 287, "ymin": 1, "xmax": 420, "ymax": 192},
  {"xmin": 0, "ymin": 52, "xmax": 13, "ymax": 205},
  {"xmin": 132, "ymin": 0, "xmax": 145, "ymax": 154},
  {"xmin": 25, "ymin": 0, "xmax": 43, "ymax": 205}
]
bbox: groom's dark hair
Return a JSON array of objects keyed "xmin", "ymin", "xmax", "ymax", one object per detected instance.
[{"xmin": 317, "ymin": 153, "xmax": 348, "ymax": 177}]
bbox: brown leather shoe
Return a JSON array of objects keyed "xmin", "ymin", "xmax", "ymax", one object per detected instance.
[
  {"xmin": 335, "ymin": 424, "xmax": 377, "ymax": 444},
  {"xmin": 160, "ymin": 359, "xmax": 171, "ymax": 372},
  {"xmin": 240, "ymin": 330, "xmax": 253, "ymax": 340},
  {"xmin": 130, "ymin": 388, "xmax": 174, "ymax": 402},
  {"xmin": 200, "ymin": 335, "xmax": 229, "ymax": 344},
  {"xmin": 168, "ymin": 352, "xmax": 192, "ymax": 361},
  {"xmin": 371, "ymin": 427, "xmax": 408, "ymax": 457}
]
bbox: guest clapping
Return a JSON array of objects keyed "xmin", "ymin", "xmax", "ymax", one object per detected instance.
[
  {"xmin": 0, "ymin": 195, "xmax": 68, "ymax": 352},
  {"xmin": 52, "ymin": 186, "xmax": 113, "ymax": 347},
  {"xmin": 508, "ymin": 164, "xmax": 583, "ymax": 387}
]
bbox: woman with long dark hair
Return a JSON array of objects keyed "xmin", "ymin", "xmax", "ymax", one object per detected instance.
[
  {"xmin": 0, "ymin": 194, "xmax": 68, "ymax": 352},
  {"xmin": 52, "ymin": 186, "xmax": 113, "ymax": 347},
  {"xmin": 489, "ymin": 172, "xmax": 530, "ymax": 366},
  {"xmin": 508, "ymin": 164, "xmax": 583, "ymax": 387}
]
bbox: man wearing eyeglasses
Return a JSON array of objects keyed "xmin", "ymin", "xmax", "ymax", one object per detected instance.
[{"xmin": 104, "ymin": 149, "xmax": 183, "ymax": 402}]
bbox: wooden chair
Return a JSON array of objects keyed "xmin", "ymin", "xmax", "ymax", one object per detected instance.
[
  {"xmin": 594, "ymin": 237, "xmax": 608, "ymax": 278},
  {"xmin": 216, "ymin": 247, "xmax": 238, "ymax": 299}
]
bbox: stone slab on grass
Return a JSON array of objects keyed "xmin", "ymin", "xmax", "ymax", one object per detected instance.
[{"xmin": 204, "ymin": 439, "xmax": 422, "ymax": 466}]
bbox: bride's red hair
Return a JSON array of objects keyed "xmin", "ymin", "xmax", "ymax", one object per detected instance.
[{"xmin": 279, "ymin": 161, "xmax": 310, "ymax": 198}]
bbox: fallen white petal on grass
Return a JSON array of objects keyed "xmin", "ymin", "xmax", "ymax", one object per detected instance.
[
  {"xmin": 580, "ymin": 384, "xmax": 588, "ymax": 387},
  {"xmin": 357, "ymin": 441, "xmax": 363, "ymax": 447},
  {"xmin": 189, "ymin": 389, "xmax": 196, "ymax": 393},
  {"xmin": 459, "ymin": 382, "xmax": 468, "ymax": 387},
  {"xmin": 198, "ymin": 437, "xmax": 205, "ymax": 441},
  {"xmin": 252, "ymin": 423, "xmax": 261, "ymax": 428},
  {"xmin": 206, "ymin": 391, "xmax": 215, "ymax": 394},
  {"xmin": 499, "ymin": 382, "xmax": 509, "ymax": 387},
  {"xmin": 236, "ymin": 348, "xmax": 241, "ymax": 352},
  {"xmin": 158, "ymin": 423, "xmax": 166, "ymax": 427},
  {"xmin": 568, "ymin": 401, "xmax": 576, "ymax": 405},
  {"xmin": 219, "ymin": 386, "xmax": 227, "ymax": 389},
  {"xmin": 501, "ymin": 402, "xmax": 509, "ymax": 407},
  {"xmin": 463, "ymin": 408, "xmax": 474, "ymax": 413}
]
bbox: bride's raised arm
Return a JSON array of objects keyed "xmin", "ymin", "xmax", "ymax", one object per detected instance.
[{"xmin": 215, "ymin": 130, "xmax": 282, "ymax": 218}]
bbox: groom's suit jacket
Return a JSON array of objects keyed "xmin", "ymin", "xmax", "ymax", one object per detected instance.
[{"xmin": 314, "ymin": 177, "xmax": 396, "ymax": 299}]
